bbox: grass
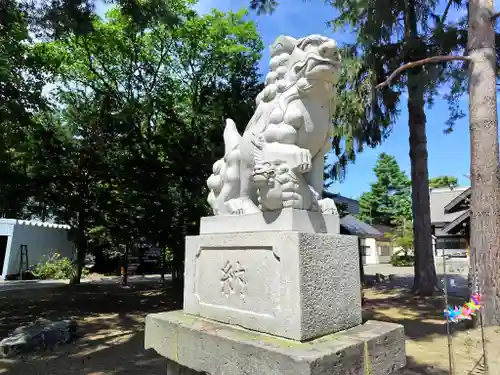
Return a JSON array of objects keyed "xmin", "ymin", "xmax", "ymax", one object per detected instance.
[{"xmin": 0, "ymin": 281, "xmax": 499, "ymax": 374}]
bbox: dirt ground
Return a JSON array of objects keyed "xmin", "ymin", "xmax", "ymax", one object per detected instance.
[
  {"xmin": 364, "ymin": 288, "xmax": 500, "ymax": 375},
  {"xmin": 0, "ymin": 282, "xmax": 498, "ymax": 375}
]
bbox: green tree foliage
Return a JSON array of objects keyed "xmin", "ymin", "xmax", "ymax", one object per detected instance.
[
  {"xmin": 24, "ymin": 106, "xmax": 109, "ymax": 282},
  {"xmin": 387, "ymin": 215, "xmax": 414, "ymax": 266},
  {"xmin": 429, "ymin": 175, "xmax": 459, "ymax": 189},
  {"xmin": 326, "ymin": 0, "xmax": 475, "ymax": 295},
  {"xmin": 32, "ymin": 252, "xmax": 89, "ymax": 280},
  {"xmin": 386, "ymin": 215, "xmax": 414, "ymax": 251},
  {"xmin": 336, "ymin": 202, "xmax": 350, "ymax": 217},
  {"xmin": 0, "ymin": 0, "xmax": 48, "ymax": 219},
  {"xmin": 24, "ymin": 2, "xmax": 264, "ymax": 283},
  {"xmin": 326, "ymin": 48, "xmax": 397, "ymax": 180},
  {"xmin": 358, "ymin": 153, "xmax": 411, "ymax": 226},
  {"xmin": 20, "ymin": 0, "xmax": 183, "ymax": 39},
  {"xmin": 16, "ymin": 0, "xmax": 396, "ymax": 184}
]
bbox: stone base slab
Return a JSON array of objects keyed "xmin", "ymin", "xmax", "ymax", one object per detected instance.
[
  {"xmin": 145, "ymin": 311, "xmax": 406, "ymax": 375},
  {"xmin": 199, "ymin": 208, "xmax": 339, "ymax": 235},
  {"xmin": 184, "ymin": 231, "xmax": 362, "ymax": 341}
]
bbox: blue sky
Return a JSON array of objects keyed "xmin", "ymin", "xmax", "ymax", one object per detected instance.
[{"xmin": 95, "ymin": 0, "xmax": 498, "ymax": 199}]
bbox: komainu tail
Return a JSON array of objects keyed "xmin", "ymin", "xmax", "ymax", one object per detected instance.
[
  {"xmin": 223, "ymin": 118, "xmax": 241, "ymax": 155},
  {"xmin": 206, "ymin": 119, "xmax": 241, "ymax": 212}
]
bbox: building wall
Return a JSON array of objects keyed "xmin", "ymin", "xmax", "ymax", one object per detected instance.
[
  {"xmin": 2, "ymin": 221, "xmax": 75, "ymax": 278},
  {"xmin": 376, "ymin": 240, "xmax": 394, "ymax": 264},
  {"xmin": 0, "ymin": 220, "xmax": 15, "ymax": 278},
  {"xmin": 360, "ymin": 237, "xmax": 397, "ymax": 265},
  {"xmin": 360, "ymin": 237, "xmax": 379, "ymax": 265},
  {"xmin": 0, "ymin": 220, "xmax": 16, "ymax": 237}
]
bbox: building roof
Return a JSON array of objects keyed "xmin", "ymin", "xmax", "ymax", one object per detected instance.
[
  {"xmin": 442, "ymin": 210, "xmax": 470, "ymax": 234},
  {"xmin": 323, "ymin": 191, "xmax": 360, "ymax": 215},
  {"xmin": 430, "ymin": 186, "xmax": 469, "ymax": 225},
  {"xmin": 339, "ymin": 214, "xmax": 385, "ymax": 239},
  {"xmin": 0, "ymin": 218, "xmax": 70, "ymax": 229},
  {"xmin": 371, "ymin": 224, "xmax": 394, "ymax": 236},
  {"xmin": 444, "ymin": 187, "xmax": 471, "ymax": 214}
]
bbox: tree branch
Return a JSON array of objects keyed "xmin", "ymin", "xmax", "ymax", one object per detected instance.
[
  {"xmin": 376, "ymin": 55, "xmax": 472, "ymax": 89},
  {"xmin": 491, "ymin": 12, "xmax": 500, "ymax": 21},
  {"xmin": 439, "ymin": 0, "xmax": 454, "ymax": 25}
]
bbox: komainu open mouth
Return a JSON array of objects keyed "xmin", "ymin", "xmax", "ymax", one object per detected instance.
[{"xmin": 307, "ymin": 56, "xmax": 339, "ymax": 72}]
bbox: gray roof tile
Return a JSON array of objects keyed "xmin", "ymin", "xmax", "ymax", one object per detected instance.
[
  {"xmin": 340, "ymin": 214, "xmax": 384, "ymax": 238},
  {"xmin": 323, "ymin": 191, "xmax": 360, "ymax": 215},
  {"xmin": 430, "ymin": 187, "xmax": 469, "ymax": 224}
]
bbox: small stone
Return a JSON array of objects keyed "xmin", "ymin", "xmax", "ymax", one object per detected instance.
[{"xmin": 0, "ymin": 319, "xmax": 77, "ymax": 357}]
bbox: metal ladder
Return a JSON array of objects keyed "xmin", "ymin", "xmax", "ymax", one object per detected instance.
[{"xmin": 18, "ymin": 244, "xmax": 28, "ymax": 280}]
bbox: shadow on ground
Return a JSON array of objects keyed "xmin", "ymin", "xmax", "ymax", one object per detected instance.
[
  {"xmin": 0, "ymin": 281, "xmax": 183, "ymax": 374},
  {"xmin": 0, "ymin": 281, "xmax": 182, "ymax": 338},
  {"xmin": 1, "ymin": 330, "xmax": 169, "ymax": 375},
  {"xmin": 0, "ymin": 280, "xmax": 487, "ymax": 375},
  {"xmin": 397, "ymin": 356, "xmax": 450, "ymax": 374}
]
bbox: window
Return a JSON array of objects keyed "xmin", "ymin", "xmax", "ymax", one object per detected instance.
[
  {"xmin": 359, "ymin": 238, "xmax": 371, "ymax": 256},
  {"xmin": 378, "ymin": 244, "xmax": 392, "ymax": 256},
  {"xmin": 436, "ymin": 237, "xmax": 468, "ymax": 250}
]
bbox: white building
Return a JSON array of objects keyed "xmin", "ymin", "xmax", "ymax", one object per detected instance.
[
  {"xmin": 0, "ymin": 219, "xmax": 75, "ymax": 280},
  {"xmin": 339, "ymin": 215, "xmax": 398, "ymax": 265}
]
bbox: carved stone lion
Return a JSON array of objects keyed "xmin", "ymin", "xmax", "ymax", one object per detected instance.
[{"xmin": 207, "ymin": 34, "xmax": 341, "ymax": 216}]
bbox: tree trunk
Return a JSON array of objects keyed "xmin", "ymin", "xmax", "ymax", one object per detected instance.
[
  {"xmin": 358, "ymin": 238, "xmax": 365, "ymax": 305},
  {"xmin": 122, "ymin": 242, "xmax": 129, "ymax": 286},
  {"xmin": 171, "ymin": 241, "xmax": 184, "ymax": 282},
  {"xmin": 93, "ymin": 248, "xmax": 105, "ymax": 274},
  {"xmin": 173, "ymin": 256, "xmax": 182, "ymax": 281},
  {"xmin": 70, "ymin": 212, "xmax": 87, "ymax": 285},
  {"xmin": 358, "ymin": 239, "xmax": 365, "ymax": 284},
  {"xmin": 468, "ymin": 0, "xmax": 500, "ymax": 326},
  {"xmin": 71, "ymin": 238, "xmax": 87, "ymax": 285},
  {"xmin": 160, "ymin": 244, "xmax": 166, "ymax": 282},
  {"xmin": 407, "ymin": 89, "xmax": 438, "ymax": 296},
  {"xmin": 405, "ymin": 0, "xmax": 439, "ymax": 296}
]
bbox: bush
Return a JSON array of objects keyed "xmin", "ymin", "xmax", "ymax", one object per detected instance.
[
  {"xmin": 390, "ymin": 250, "xmax": 414, "ymax": 267},
  {"xmin": 32, "ymin": 252, "xmax": 89, "ymax": 280}
]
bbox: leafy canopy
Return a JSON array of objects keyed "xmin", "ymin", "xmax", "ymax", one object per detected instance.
[
  {"xmin": 2, "ymin": 0, "xmax": 265, "ymax": 283},
  {"xmin": 429, "ymin": 175, "xmax": 459, "ymax": 189}
]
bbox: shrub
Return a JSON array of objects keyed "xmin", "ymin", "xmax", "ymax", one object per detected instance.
[
  {"xmin": 390, "ymin": 250, "xmax": 414, "ymax": 267},
  {"xmin": 32, "ymin": 252, "xmax": 89, "ymax": 280}
]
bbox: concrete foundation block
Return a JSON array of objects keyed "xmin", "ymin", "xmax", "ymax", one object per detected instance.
[
  {"xmin": 183, "ymin": 231, "xmax": 362, "ymax": 341},
  {"xmin": 145, "ymin": 311, "xmax": 406, "ymax": 375}
]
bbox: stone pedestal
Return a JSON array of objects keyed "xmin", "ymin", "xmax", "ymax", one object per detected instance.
[
  {"xmin": 199, "ymin": 208, "xmax": 340, "ymax": 235},
  {"xmin": 145, "ymin": 311, "xmax": 406, "ymax": 375},
  {"xmin": 183, "ymin": 230, "xmax": 361, "ymax": 341},
  {"xmin": 144, "ymin": 211, "xmax": 406, "ymax": 374}
]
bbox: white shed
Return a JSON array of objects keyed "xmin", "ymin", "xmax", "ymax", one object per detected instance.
[{"xmin": 0, "ymin": 219, "xmax": 75, "ymax": 280}]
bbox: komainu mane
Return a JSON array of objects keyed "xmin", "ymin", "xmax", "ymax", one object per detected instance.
[{"xmin": 207, "ymin": 34, "xmax": 341, "ymax": 216}]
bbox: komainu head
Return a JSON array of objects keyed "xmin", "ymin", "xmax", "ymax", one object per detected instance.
[{"xmin": 257, "ymin": 34, "xmax": 341, "ymax": 105}]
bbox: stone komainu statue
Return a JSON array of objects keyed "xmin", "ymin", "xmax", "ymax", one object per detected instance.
[{"xmin": 207, "ymin": 34, "xmax": 341, "ymax": 216}]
